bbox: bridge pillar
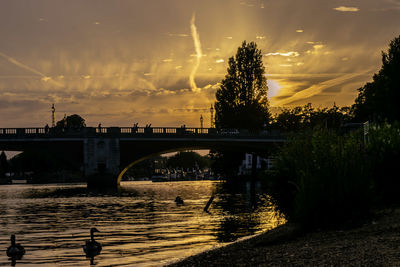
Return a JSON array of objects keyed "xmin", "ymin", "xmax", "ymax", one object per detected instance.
[{"xmin": 83, "ymin": 138, "xmax": 120, "ymax": 187}]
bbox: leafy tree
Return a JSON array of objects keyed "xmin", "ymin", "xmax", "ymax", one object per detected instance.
[
  {"xmin": 352, "ymin": 35, "xmax": 400, "ymax": 122},
  {"xmin": 272, "ymin": 106, "xmax": 303, "ymax": 132},
  {"xmin": 56, "ymin": 114, "xmax": 86, "ymax": 128},
  {"xmin": 215, "ymin": 41, "xmax": 270, "ymax": 131},
  {"xmin": 272, "ymin": 103, "xmax": 352, "ymax": 132}
]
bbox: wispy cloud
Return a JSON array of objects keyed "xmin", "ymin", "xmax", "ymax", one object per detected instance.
[
  {"xmin": 306, "ymin": 44, "xmax": 326, "ymax": 55},
  {"xmin": 0, "ymin": 51, "xmax": 63, "ymax": 87},
  {"xmin": 168, "ymin": 33, "xmax": 189, "ymax": 37},
  {"xmin": 265, "ymin": 52, "xmax": 300, "ymax": 57},
  {"xmin": 189, "ymin": 13, "xmax": 203, "ymax": 92},
  {"xmin": 240, "ymin": 1, "xmax": 255, "ymax": 7},
  {"xmin": 334, "ymin": 6, "xmax": 360, "ymax": 12},
  {"xmin": 272, "ymin": 71, "xmax": 370, "ymax": 106}
]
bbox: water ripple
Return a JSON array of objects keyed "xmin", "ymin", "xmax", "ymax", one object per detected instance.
[{"xmin": 0, "ymin": 181, "xmax": 285, "ymax": 266}]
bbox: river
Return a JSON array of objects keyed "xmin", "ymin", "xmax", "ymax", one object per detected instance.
[{"xmin": 0, "ymin": 181, "xmax": 285, "ymax": 266}]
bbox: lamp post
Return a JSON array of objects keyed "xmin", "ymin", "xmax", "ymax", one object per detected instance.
[
  {"xmin": 51, "ymin": 104, "xmax": 55, "ymax": 127},
  {"xmin": 210, "ymin": 104, "xmax": 214, "ymax": 128}
]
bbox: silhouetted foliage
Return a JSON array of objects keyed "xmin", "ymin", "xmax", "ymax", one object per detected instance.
[
  {"xmin": 271, "ymin": 103, "xmax": 352, "ymax": 132},
  {"xmin": 352, "ymin": 35, "xmax": 400, "ymax": 122},
  {"xmin": 124, "ymin": 157, "xmax": 162, "ymax": 179},
  {"xmin": 8, "ymin": 148, "xmax": 82, "ymax": 182},
  {"xmin": 215, "ymin": 41, "xmax": 270, "ymax": 131},
  {"xmin": 366, "ymin": 123, "xmax": 400, "ymax": 205},
  {"xmin": 265, "ymin": 128, "xmax": 373, "ymax": 228},
  {"xmin": 56, "ymin": 114, "xmax": 86, "ymax": 128},
  {"xmin": 166, "ymin": 151, "xmax": 210, "ymax": 169},
  {"xmin": 265, "ymin": 120, "xmax": 400, "ymax": 229},
  {"xmin": 209, "ymin": 150, "xmax": 245, "ymax": 179}
]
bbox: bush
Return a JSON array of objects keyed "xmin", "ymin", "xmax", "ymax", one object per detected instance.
[
  {"xmin": 265, "ymin": 128, "xmax": 373, "ymax": 228},
  {"xmin": 367, "ymin": 122, "xmax": 400, "ymax": 204}
]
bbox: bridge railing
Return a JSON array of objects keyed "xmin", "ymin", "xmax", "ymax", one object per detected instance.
[
  {"xmin": 25, "ymin": 128, "xmax": 46, "ymax": 134},
  {"xmin": 0, "ymin": 128, "xmax": 17, "ymax": 135},
  {"xmin": 118, "ymin": 127, "xmax": 211, "ymax": 135},
  {"xmin": 0, "ymin": 127, "xmax": 284, "ymax": 139}
]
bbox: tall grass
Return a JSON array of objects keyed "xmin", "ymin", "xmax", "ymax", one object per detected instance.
[
  {"xmin": 367, "ymin": 122, "xmax": 400, "ymax": 205},
  {"xmin": 265, "ymin": 128, "xmax": 373, "ymax": 228}
]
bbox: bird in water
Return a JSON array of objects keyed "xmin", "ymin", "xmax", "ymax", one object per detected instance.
[
  {"xmin": 175, "ymin": 196, "xmax": 184, "ymax": 205},
  {"xmin": 83, "ymin": 228, "xmax": 102, "ymax": 257},
  {"xmin": 6, "ymin": 234, "xmax": 25, "ymax": 259}
]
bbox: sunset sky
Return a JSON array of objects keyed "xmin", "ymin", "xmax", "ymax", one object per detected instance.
[{"xmin": 1, "ymin": 0, "xmax": 399, "ymax": 128}]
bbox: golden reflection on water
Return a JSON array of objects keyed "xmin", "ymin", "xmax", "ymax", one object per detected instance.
[{"xmin": 0, "ymin": 181, "xmax": 285, "ymax": 266}]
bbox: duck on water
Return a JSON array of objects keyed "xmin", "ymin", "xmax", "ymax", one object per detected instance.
[
  {"xmin": 83, "ymin": 228, "xmax": 102, "ymax": 257},
  {"xmin": 7, "ymin": 234, "xmax": 25, "ymax": 259}
]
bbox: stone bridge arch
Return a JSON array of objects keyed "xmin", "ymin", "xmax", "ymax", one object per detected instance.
[
  {"xmin": 117, "ymin": 139, "xmax": 281, "ymax": 184},
  {"xmin": 117, "ymin": 146, "xmax": 208, "ymax": 184}
]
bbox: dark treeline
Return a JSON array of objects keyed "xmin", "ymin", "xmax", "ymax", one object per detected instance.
[
  {"xmin": 352, "ymin": 36, "xmax": 400, "ymax": 123},
  {"xmin": 4, "ymin": 148, "xmax": 83, "ymax": 183},
  {"xmin": 263, "ymin": 34, "xmax": 400, "ymax": 229},
  {"xmin": 270, "ymin": 103, "xmax": 352, "ymax": 132},
  {"xmin": 166, "ymin": 151, "xmax": 211, "ymax": 170}
]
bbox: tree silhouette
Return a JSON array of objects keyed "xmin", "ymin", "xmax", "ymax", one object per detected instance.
[
  {"xmin": 272, "ymin": 103, "xmax": 352, "ymax": 132},
  {"xmin": 56, "ymin": 114, "xmax": 86, "ymax": 128},
  {"xmin": 352, "ymin": 35, "xmax": 400, "ymax": 122},
  {"xmin": 215, "ymin": 41, "xmax": 270, "ymax": 131},
  {"xmin": 166, "ymin": 151, "xmax": 210, "ymax": 169}
]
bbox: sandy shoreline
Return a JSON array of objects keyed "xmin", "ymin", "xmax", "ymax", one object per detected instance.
[{"xmin": 167, "ymin": 208, "xmax": 400, "ymax": 266}]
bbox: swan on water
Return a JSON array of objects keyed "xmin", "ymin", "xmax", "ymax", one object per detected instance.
[
  {"xmin": 175, "ymin": 196, "xmax": 184, "ymax": 205},
  {"xmin": 83, "ymin": 228, "xmax": 102, "ymax": 257},
  {"xmin": 6, "ymin": 234, "xmax": 25, "ymax": 259}
]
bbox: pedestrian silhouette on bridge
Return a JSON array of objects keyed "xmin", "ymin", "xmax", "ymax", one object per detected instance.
[{"xmin": 132, "ymin": 123, "xmax": 138, "ymax": 133}]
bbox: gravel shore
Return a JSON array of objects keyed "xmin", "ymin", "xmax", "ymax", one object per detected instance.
[{"xmin": 167, "ymin": 208, "xmax": 400, "ymax": 266}]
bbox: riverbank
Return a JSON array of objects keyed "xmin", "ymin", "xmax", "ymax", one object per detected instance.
[{"xmin": 168, "ymin": 208, "xmax": 400, "ymax": 266}]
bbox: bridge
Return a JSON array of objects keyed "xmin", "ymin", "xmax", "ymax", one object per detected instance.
[{"xmin": 0, "ymin": 126, "xmax": 285, "ymax": 187}]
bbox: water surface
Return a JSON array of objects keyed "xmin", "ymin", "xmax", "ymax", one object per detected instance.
[{"xmin": 0, "ymin": 181, "xmax": 284, "ymax": 266}]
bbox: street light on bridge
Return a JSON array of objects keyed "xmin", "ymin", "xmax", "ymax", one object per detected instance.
[
  {"xmin": 210, "ymin": 104, "xmax": 214, "ymax": 128},
  {"xmin": 51, "ymin": 104, "xmax": 55, "ymax": 127}
]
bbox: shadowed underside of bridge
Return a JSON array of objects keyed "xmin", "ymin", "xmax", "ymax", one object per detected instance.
[
  {"xmin": 118, "ymin": 138, "xmax": 282, "ymax": 183},
  {"xmin": 0, "ymin": 127, "xmax": 285, "ymax": 187}
]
